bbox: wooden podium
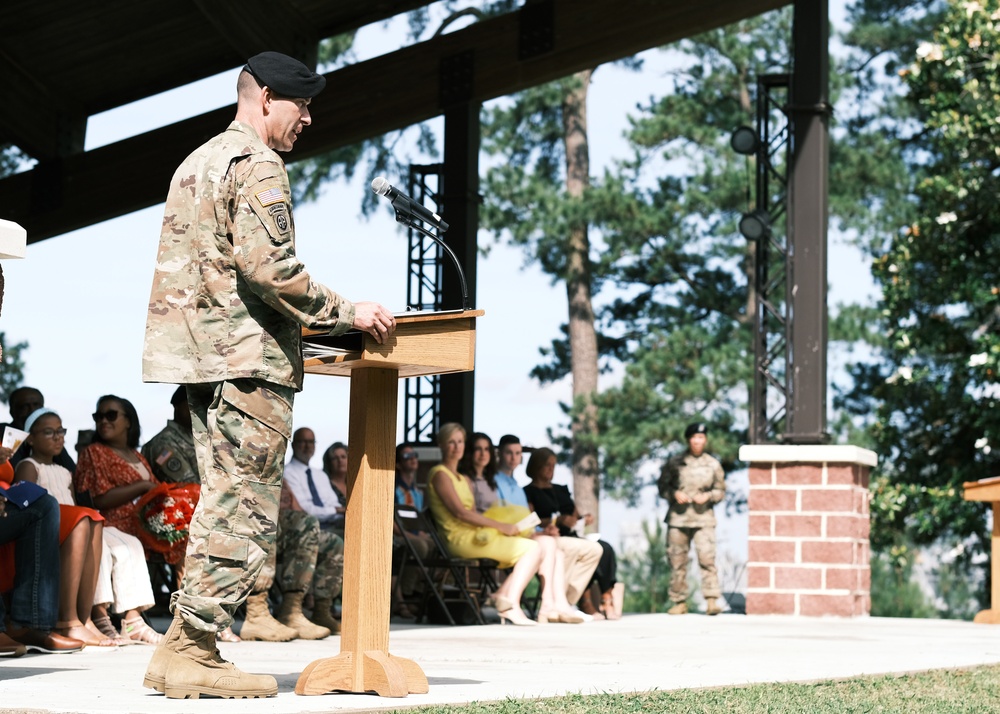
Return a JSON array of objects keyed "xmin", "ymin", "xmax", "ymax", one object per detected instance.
[
  {"xmin": 294, "ymin": 309, "xmax": 483, "ymax": 697},
  {"xmin": 962, "ymin": 476, "xmax": 1000, "ymax": 624}
]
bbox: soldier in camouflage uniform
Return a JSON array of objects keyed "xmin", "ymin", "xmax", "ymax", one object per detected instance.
[
  {"xmin": 241, "ymin": 486, "xmax": 344, "ymax": 641},
  {"xmin": 658, "ymin": 423, "xmax": 726, "ymax": 616},
  {"xmin": 141, "ymin": 386, "xmax": 199, "ymax": 485},
  {"xmin": 140, "ymin": 51, "xmax": 396, "ymax": 700}
]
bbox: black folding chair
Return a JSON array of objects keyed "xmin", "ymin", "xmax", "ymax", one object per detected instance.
[{"xmin": 393, "ymin": 504, "xmax": 489, "ymax": 625}]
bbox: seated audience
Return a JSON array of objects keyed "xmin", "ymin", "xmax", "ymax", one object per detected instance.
[
  {"xmin": 5, "ymin": 387, "xmax": 76, "ymax": 473},
  {"xmin": 242, "ymin": 493, "xmax": 339, "ymax": 641},
  {"xmin": 426, "ymin": 423, "xmax": 541, "ymax": 626},
  {"xmin": 464, "ymin": 432, "xmax": 585, "ymax": 624},
  {"xmin": 284, "ymin": 429, "xmax": 344, "ymax": 530},
  {"xmin": 322, "ymin": 441, "xmax": 350, "ymax": 514},
  {"xmin": 523, "ymin": 447, "xmax": 620, "ymax": 620},
  {"xmin": 141, "ymin": 386, "xmax": 199, "ymax": 484},
  {"xmin": 14, "ymin": 408, "xmax": 112, "ymax": 647},
  {"xmin": 496, "ymin": 435, "xmax": 602, "ymax": 620},
  {"xmin": 257, "ymin": 427, "xmax": 343, "ymax": 637},
  {"xmin": 75, "ymin": 394, "xmax": 165, "ymax": 644},
  {"xmin": 0, "ymin": 452, "xmax": 85, "ymax": 655},
  {"xmin": 392, "ymin": 443, "xmax": 434, "ymax": 618},
  {"xmin": 461, "ymin": 432, "xmax": 500, "ymax": 514}
]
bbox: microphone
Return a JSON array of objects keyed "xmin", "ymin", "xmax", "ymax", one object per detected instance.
[{"xmin": 371, "ymin": 177, "xmax": 450, "ymax": 232}]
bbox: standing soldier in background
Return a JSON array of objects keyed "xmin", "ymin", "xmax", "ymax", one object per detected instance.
[
  {"xmin": 658, "ymin": 423, "xmax": 726, "ymax": 616},
  {"xmin": 140, "ymin": 50, "xmax": 396, "ymax": 699}
]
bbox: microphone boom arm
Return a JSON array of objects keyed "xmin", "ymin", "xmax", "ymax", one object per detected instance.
[{"xmin": 394, "ymin": 209, "xmax": 469, "ymax": 311}]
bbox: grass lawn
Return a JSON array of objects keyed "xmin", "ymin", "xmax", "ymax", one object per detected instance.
[{"xmin": 384, "ymin": 665, "xmax": 1000, "ymax": 713}]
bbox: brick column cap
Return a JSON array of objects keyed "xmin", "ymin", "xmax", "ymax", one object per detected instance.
[{"xmin": 739, "ymin": 444, "xmax": 877, "ymax": 468}]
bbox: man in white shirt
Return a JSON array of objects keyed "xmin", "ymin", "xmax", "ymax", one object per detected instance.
[
  {"xmin": 284, "ymin": 428, "xmax": 343, "ymax": 528},
  {"xmin": 252, "ymin": 428, "xmax": 345, "ymax": 637}
]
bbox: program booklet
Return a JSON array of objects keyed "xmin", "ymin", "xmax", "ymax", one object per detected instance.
[{"xmin": 2, "ymin": 425, "xmax": 27, "ymax": 452}]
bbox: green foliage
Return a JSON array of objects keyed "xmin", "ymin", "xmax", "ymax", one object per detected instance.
[
  {"xmin": 289, "ymin": 32, "xmax": 439, "ymax": 212},
  {"xmin": 580, "ymin": 11, "xmax": 794, "ymax": 499},
  {"xmin": 0, "ymin": 332, "xmax": 28, "ymax": 404},
  {"xmin": 841, "ymin": 0, "xmax": 1000, "ymax": 557},
  {"xmin": 617, "ymin": 519, "xmax": 673, "ymax": 613},
  {"xmin": 870, "ymin": 547, "xmax": 938, "ymax": 618}
]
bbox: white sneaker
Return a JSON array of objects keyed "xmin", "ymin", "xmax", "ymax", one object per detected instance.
[{"xmin": 571, "ymin": 608, "xmax": 594, "ymax": 623}]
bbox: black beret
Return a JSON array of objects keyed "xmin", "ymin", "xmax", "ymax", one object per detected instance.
[
  {"xmin": 170, "ymin": 385, "xmax": 187, "ymax": 406},
  {"xmin": 244, "ymin": 51, "xmax": 326, "ymax": 98},
  {"xmin": 684, "ymin": 422, "xmax": 708, "ymax": 439}
]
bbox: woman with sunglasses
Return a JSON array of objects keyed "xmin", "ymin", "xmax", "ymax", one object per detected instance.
[{"xmin": 75, "ymin": 395, "xmax": 165, "ymax": 645}]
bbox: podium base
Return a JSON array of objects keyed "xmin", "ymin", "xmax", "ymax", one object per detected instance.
[
  {"xmin": 295, "ymin": 650, "xmax": 429, "ymax": 697},
  {"xmin": 973, "ymin": 608, "xmax": 1000, "ymax": 625}
]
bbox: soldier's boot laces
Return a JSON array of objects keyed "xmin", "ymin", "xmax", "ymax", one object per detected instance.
[
  {"xmin": 160, "ymin": 621, "xmax": 277, "ymax": 699},
  {"xmin": 667, "ymin": 602, "xmax": 688, "ymax": 615},
  {"xmin": 277, "ymin": 591, "xmax": 331, "ymax": 640},
  {"xmin": 310, "ymin": 597, "xmax": 341, "ymax": 635},
  {"xmin": 705, "ymin": 597, "xmax": 722, "ymax": 616},
  {"xmin": 239, "ymin": 592, "xmax": 298, "ymax": 642}
]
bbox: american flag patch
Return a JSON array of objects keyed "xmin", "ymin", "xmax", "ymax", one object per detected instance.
[{"xmin": 255, "ymin": 186, "xmax": 285, "ymax": 206}]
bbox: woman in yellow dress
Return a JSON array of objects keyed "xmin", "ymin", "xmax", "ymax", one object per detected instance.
[{"xmin": 427, "ymin": 423, "xmax": 541, "ymax": 626}]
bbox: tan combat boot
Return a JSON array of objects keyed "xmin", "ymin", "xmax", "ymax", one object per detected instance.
[
  {"xmin": 310, "ymin": 597, "xmax": 341, "ymax": 635},
  {"xmin": 667, "ymin": 602, "xmax": 688, "ymax": 615},
  {"xmin": 162, "ymin": 621, "xmax": 277, "ymax": 699},
  {"xmin": 239, "ymin": 593, "xmax": 298, "ymax": 642},
  {"xmin": 276, "ymin": 591, "xmax": 330, "ymax": 640},
  {"xmin": 705, "ymin": 597, "xmax": 722, "ymax": 616},
  {"xmin": 143, "ymin": 615, "xmax": 184, "ymax": 692}
]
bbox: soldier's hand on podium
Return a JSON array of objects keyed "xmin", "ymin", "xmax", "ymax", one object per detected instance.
[{"xmin": 353, "ymin": 302, "xmax": 397, "ymax": 344}]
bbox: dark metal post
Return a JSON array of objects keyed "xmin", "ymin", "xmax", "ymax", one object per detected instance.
[
  {"xmin": 438, "ymin": 102, "xmax": 480, "ymax": 431},
  {"xmin": 785, "ymin": 0, "xmax": 830, "ymax": 443}
]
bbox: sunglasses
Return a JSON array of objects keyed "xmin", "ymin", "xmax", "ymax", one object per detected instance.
[
  {"xmin": 401, "ymin": 451, "xmax": 418, "ymax": 460},
  {"xmin": 34, "ymin": 427, "xmax": 67, "ymax": 439},
  {"xmin": 93, "ymin": 409, "xmax": 120, "ymax": 423}
]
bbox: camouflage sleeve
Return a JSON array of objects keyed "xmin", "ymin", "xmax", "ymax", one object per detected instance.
[
  {"xmin": 233, "ymin": 159, "xmax": 356, "ymax": 334},
  {"xmin": 657, "ymin": 458, "xmax": 678, "ymax": 501},
  {"xmin": 710, "ymin": 457, "xmax": 726, "ymax": 505}
]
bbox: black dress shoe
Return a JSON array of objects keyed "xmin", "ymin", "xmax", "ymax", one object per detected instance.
[
  {"xmin": 6, "ymin": 627, "xmax": 85, "ymax": 654},
  {"xmin": 0, "ymin": 632, "xmax": 27, "ymax": 657}
]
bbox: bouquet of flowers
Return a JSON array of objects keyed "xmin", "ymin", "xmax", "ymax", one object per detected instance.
[{"xmin": 135, "ymin": 482, "xmax": 200, "ymax": 555}]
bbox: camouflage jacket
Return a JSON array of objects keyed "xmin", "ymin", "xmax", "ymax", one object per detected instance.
[
  {"xmin": 142, "ymin": 121, "xmax": 355, "ymax": 390},
  {"xmin": 141, "ymin": 420, "xmax": 199, "ymax": 484},
  {"xmin": 657, "ymin": 451, "xmax": 726, "ymax": 528}
]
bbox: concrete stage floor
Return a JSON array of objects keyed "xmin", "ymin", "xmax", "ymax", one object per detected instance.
[{"xmin": 2, "ymin": 613, "xmax": 1000, "ymax": 713}]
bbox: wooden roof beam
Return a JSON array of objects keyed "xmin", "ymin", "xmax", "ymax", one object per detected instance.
[
  {"xmin": 1, "ymin": 0, "xmax": 787, "ymax": 243},
  {"xmin": 192, "ymin": 0, "xmax": 319, "ymax": 68}
]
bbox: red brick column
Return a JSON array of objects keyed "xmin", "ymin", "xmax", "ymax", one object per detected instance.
[{"xmin": 739, "ymin": 445, "xmax": 876, "ymax": 617}]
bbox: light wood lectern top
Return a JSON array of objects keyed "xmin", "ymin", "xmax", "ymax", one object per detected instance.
[
  {"xmin": 963, "ymin": 476, "xmax": 1000, "ymax": 624},
  {"xmin": 294, "ymin": 309, "xmax": 483, "ymax": 697}
]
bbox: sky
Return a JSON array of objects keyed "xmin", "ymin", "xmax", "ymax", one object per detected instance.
[{"xmin": 0, "ymin": 2, "xmax": 865, "ymax": 558}]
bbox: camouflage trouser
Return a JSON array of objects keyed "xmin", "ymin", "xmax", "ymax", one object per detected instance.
[
  {"xmin": 667, "ymin": 525, "xmax": 720, "ymax": 603},
  {"xmin": 253, "ymin": 510, "xmax": 344, "ymax": 600},
  {"xmin": 170, "ymin": 378, "xmax": 293, "ymax": 632},
  {"xmin": 310, "ymin": 527, "xmax": 344, "ymax": 600}
]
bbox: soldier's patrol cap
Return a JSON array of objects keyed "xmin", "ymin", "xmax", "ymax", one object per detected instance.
[
  {"xmin": 243, "ymin": 51, "xmax": 326, "ymax": 98},
  {"xmin": 684, "ymin": 422, "xmax": 708, "ymax": 439}
]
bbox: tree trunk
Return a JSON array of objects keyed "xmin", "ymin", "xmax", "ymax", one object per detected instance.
[{"xmin": 562, "ymin": 69, "xmax": 600, "ymax": 528}]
